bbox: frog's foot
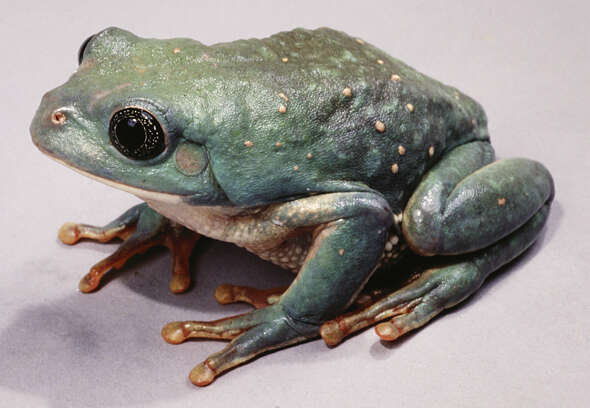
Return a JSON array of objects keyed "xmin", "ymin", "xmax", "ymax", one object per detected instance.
[
  {"xmin": 321, "ymin": 200, "xmax": 552, "ymax": 346},
  {"xmin": 162, "ymin": 304, "xmax": 315, "ymax": 386},
  {"xmin": 320, "ymin": 265, "xmax": 460, "ymax": 345},
  {"xmin": 163, "ymin": 190, "xmax": 399, "ymax": 386},
  {"xmin": 214, "ymin": 284, "xmax": 287, "ymax": 309},
  {"xmin": 59, "ymin": 203, "xmax": 200, "ymax": 293},
  {"xmin": 214, "ymin": 284, "xmax": 385, "ymax": 311}
]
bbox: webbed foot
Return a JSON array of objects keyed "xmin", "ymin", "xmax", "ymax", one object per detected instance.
[
  {"xmin": 162, "ymin": 304, "xmax": 315, "ymax": 386},
  {"xmin": 214, "ymin": 284, "xmax": 287, "ymax": 309},
  {"xmin": 213, "ymin": 283, "xmax": 386, "ymax": 311},
  {"xmin": 59, "ymin": 203, "xmax": 200, "ymax": 293}
]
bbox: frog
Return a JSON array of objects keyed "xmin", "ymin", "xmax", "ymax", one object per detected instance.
[{"xmin": 30, "ymin": 27, "xmax": 554, "ymax": 387}]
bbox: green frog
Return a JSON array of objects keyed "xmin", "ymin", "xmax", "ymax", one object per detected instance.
[{"xmin": 30, "ymin": 27, "xmax": 554, "ymax": 386}]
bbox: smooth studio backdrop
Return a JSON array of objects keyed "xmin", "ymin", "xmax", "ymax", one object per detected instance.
[{"xmin": 1, "ymin": 1, "xmax": 588, "ymax": 407}]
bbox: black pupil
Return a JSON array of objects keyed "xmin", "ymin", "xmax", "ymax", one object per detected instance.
[
  {"xmin": 109, "ymin": 108, "xmax": 165, "ymax": 160},
  {"xmin": 119, "ymin": 118, "xmax": 146, "ymax": 151}
]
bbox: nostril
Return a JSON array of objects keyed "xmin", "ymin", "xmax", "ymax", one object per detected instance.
[{"xmin": 51, "ymin": 110, "xmax": 66, "ymax": 125}]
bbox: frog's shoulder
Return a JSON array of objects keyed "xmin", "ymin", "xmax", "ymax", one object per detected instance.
[{"xmin": 201, "ymin": 28, "xmax": 490, "ymax": 208}]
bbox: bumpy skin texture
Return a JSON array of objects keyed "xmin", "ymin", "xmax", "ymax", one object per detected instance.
[
  {"xmin": 30, "ymin": 27, "xmax": 554, "ymax": 386},
  {"xmin": 31, "ymin": 27, "xmax": 488, "ymax": 209}
]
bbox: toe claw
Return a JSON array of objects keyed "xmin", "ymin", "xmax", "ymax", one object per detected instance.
[
  {"xmin": 189, "ymin": 361, "xmax": 216, "ymax": 387},
  {"xmin": 169, "ymin": 273, "xmax": 191, "ymax": 294},
  {"xmin": 375, "ymin": 321, "xmax": 401, "ymax": 341},
  {"xmin": 214, "ymin": 284, "xmax": 234, "ymax": 305},
  {"xmin": 58, "ymin": 222, "xmax": 80, "ymax": 245},
  {"xmin": 162, "ymin": 321, "xmax": 188, "ymax": 344},
  {"xmin": 320, "ymin": 320, "xmax": 345, "ymax": 346},
  {"xmin": 78, "ymin": 270, "xmax": 100, "ymax": 293}
]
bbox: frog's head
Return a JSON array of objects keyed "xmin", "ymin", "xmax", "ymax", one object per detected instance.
[{"xmin": 31, "ymin": 27, "xmax": 229, "ymax": 205}]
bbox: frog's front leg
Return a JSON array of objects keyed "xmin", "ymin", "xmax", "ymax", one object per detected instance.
[
  {"xmin": 161, "ymin": 191, "xmax": 392, "ymax": 386},
  {"xmin": 59, "ymin": 203, "xmax": 200, "ymax": 293}
]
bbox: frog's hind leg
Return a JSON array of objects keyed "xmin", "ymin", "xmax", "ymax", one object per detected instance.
[
  {"xmin": 321, "ymin": 141, "xmax": 554, "ymax": 345},
  {"xmin": 401, "ymin": 141, "xmax": 554, "ymax": 256},
  {"xmin": 321, "ymin": 202, "xmax": 550, "ymax": 345},
  {"xmin": 59, "ymin": 203, "xmax": 200, "ymax": 293},
  {"xmin": 213, "ymin": 283, "xmax": 384, "ymax": 310},
  {"xmin": 214, "ymin": 284, "xmax": 288, "ymax": 309}
]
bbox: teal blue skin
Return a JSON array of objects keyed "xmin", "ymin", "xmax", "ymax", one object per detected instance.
[
  {"xmin": 30, "ymin": 28, "xmax": 554, "ymax": 386},
  {"xmin": 30, "ymin": 27, "xmax": 488, "ymax": 208}
]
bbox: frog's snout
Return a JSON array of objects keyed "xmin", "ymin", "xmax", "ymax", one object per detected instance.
[{"xmin": 30, "ymin": 89, "xmax": 76, "ymax": 154}]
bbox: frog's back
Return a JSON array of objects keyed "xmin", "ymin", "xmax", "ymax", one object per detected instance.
[{"xmin": 198, "ymin": 28, "xmax": 489, "ymax": 209}]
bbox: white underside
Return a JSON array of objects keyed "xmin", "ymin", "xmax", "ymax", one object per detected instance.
[
  {"xmin": 49, "ymin": 155, "xmax": 405, "ymax": 272},
  {"xmin": 49, "ymin": 155, "xmax": 263, "ymax": 245},
  {"xmin": 50, "ymin": 155, "xmax": 184, "ymax": 204},
  {"xmin": 145, "ymin": 198, "xmax": 248, "ymax": 243}
]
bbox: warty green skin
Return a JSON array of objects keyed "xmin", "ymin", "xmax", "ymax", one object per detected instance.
[
  {"xmin": 30, "ymin": 27, "xmax": 554, "ymax": 386},
  {"xmin": 31, "ymin": 27, "xmax": 488, "ymax": 209}
]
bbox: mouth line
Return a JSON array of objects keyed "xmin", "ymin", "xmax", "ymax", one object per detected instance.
[{"xmin": 35, "ymin": 143, "xmax": 183, "ymax": 204}]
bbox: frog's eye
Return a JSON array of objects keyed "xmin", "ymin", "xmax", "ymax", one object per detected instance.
[
  {"xmin": 109, "ymin": 107, "xmax": 166, "ymax": 160},
  {"xmin": 78, "ymin": 34, "xmax": 96, "ymax": 65}
]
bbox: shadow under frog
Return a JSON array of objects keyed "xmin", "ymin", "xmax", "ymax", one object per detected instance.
[
  {"xmin": 0, "ymin": 200, "xmax": 560, "ymax": 407},
  {"xmin": 0, "ymin": 239, "xmax": 295, "ymax": 407}
]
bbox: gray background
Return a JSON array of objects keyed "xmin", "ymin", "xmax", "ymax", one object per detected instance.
[{"xmin": 1, "ymin": 0, "xmax": 588, "ymax": 407}]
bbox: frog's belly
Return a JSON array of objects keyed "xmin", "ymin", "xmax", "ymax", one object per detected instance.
[
  {"xmin": 144, "ymin": 199, "xmax": 257, "ymax": 243},
  {"xmin": 144, "ymin": 198, "xmax": 313, "ymax": 271},
  {"xmin": 144, "ymin": 198, "xmax": 406, "ymax": 273}
]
